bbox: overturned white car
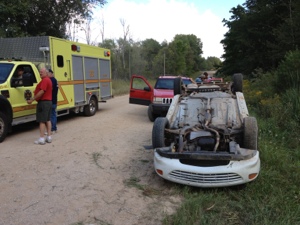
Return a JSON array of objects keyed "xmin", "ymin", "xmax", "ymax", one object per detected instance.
[{"xmin": 152, "ymin": 74, "xmax": 260, "ymax": 188}]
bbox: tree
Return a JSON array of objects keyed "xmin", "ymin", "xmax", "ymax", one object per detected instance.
[
  {"xmin": 200, "ymin": 57, "xmax": 222, "ymax": 71},
  {"xmin": 99, "ymin": 16, "xmax": 105, "ymax": 43},
  {"xmin": 221, "ymin": 0, "xmax": 300, "ymax": 76},
  {"xmin": 0, "ymin": 0, "xmax": 31, "ymax": 37},
  {"xmin": 119, "ymin": 18, "xmax": 131, "ymax": 72},
  {"xmin": 141, "ymin": 39, "xmax": 162, "ymax": 73},
  {"xmin": 0, "ymin": 0, "xmax": 107, "ymax": 38},
  {"xmin": 99, "ymin": 39, "xmax": 121, "ymax": 79},
  {"xmin": 152, "ymin": 47, "xmax": 168, "ymax": 77},
  {"xmin": 167, "ymin": 34, "xmax": 203, "ymax": 75},
  {"xmin": 80, "ymin": 18, "xmax": 93, "ymax": 45},
  {"xmin": 129, "ymin": 41, "xmax": 147, "ymax": 77}
]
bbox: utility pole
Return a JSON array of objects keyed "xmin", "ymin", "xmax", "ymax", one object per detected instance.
[{"xmin": 164, "ymin": 51, "xmax": 165, "ymax": 76}]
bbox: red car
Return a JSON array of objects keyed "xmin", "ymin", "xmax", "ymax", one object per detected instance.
[
  {"xmin": 129, "ymin": 75, "xmax": 194, "ymax": 121},
  {"xmin": 206, "ymin": 77, "xmax": 223, "ymax": 82}
]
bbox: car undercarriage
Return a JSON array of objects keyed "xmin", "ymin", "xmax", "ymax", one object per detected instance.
[{"xmin": 152, "ymin": 74, "xmax": 260, "ymax": 187}]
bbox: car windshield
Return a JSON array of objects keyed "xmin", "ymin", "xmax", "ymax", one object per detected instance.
[
  {"xmin": 0, "ymin": 63, "xmax": 14, "ymax": 84},
  {"xmin": 182, "ymin": 78, "xmax": 192, "ymax": 85},
  {"xmin": 154, "ymin": 78, "xmax": 174, "ymax": 90}
]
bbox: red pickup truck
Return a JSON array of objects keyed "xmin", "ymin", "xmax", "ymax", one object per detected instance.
[{"xmin": 129, "ymin": 75, "xmax": 194, "ymax": 121}]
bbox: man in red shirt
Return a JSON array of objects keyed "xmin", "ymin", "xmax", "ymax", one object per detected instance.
[{"xmin": 27, "ymin": 67, "xmax": 52, "ymax": 145}]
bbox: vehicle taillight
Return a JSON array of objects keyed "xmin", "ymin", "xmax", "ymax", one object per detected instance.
[{"xmin": 71, "ymin": 44, "xmax": 80, "ymax": 52}]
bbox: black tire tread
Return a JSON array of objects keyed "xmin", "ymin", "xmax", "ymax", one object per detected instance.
[
  {"xmin": 243, "ymin": 116, "xmax": 258, "ymax": 150},
  {"xmin": 84, "ymin": 96, "xmax": 98, "ymax": 116},
  {"xmin": 0, "ymin": 111, "xmax": 8, "ymax": 143},
  {"xmin": 173, "ymin": 77, "xmax": 182, "ymax": 96},
  {"xmin": 152, "ymin": 117, "xmax": 169, "ymax": 148},
  {"xmin": 148, "ymin": 104, "xmax": 156, "ymax": 122},
  {"xmin": 232, "ymin": 73, "xmax": 243, "ymax": 93}
]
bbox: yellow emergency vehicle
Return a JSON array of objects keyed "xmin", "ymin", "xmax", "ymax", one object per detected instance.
[{"xmin": 0, "ymin": 36, "xmax": 113, "ymax": 142}]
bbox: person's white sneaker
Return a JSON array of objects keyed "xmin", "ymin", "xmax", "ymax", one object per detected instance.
[
  {"xmin": 46, "ymin": 136, "xmax": 52, "ymax": 143},
  {"xmin": 34, "ymin": 138, "xmax": 46, "ymax": 145}
]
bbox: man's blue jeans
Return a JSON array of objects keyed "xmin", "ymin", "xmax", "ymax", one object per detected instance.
[{"xmin": 51, "ymin": 104, "xmax": 57, "ymax": 132}]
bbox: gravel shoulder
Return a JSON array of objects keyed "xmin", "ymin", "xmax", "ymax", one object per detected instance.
[{"xmin": 0, "ymin": 94, "xmax": 182, "ymax": 225}]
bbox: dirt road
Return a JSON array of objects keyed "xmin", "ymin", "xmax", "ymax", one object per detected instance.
[{"xmin": 0, "ymin": 95, "xmax": 182, "ymax": 225}]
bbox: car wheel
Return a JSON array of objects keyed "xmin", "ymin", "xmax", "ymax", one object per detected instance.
[
  {"xmin": 173, "ymin": 77, "xmax": 183, "ymax": 95},
  {"xmin": 148, "ymin": 104, "xmax": 158, "ymax": 122},
  {"xmin": 84, "ymin": 96, "xmax": 98, "ymax": 116},
  {"xmin": 0, "ymin": 112, "xmax": 8, "ymax": 143},
  {"xmin": 232, "ymin": 73, "xmax": 243, "ymax": 93},
  {"xmin": 243, "ymin": 116, "xmax": 258, "ymax": 150},
  {"xmin": 152, "ymin": 117, "xmax": 170, "ymax": 149}
]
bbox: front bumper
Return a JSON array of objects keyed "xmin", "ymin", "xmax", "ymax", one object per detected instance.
[
  {"xmin": 151, "ymin": 103, "xmax": 170, "ymax": 115},
  {"xmin": 154, "ymin": 149, "xmax": 260, "ymax": 188}
]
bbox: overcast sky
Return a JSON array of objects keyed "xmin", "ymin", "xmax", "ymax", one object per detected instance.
[{"xmin": 76, "ymin": 0, "xmax": 246, "ymax": 59}]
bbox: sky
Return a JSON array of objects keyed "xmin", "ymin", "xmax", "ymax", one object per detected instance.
[{"xmin": 76, "ymin": 0, "xmax": 246, "ymax": 59}]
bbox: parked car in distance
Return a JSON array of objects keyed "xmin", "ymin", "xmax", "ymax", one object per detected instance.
[
  {"xmin": 152, "ymin": 74, "xmax": 260, "ymax": 188},
  {"xmin": 129, "ymin": 75, "xmax": 195, "ymax": 122}
]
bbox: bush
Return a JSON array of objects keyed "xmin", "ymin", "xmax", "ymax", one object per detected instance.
[
  {"xmin": 274, "ymin": 50, "xmax": 300, "ymax": 93},
  {"xmin": 243, "ymin": 67, "xmax": 300, "ymax": 149}
]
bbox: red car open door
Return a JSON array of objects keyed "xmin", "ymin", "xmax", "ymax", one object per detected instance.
[{"xmin": 129, "ymin": 75, "xmax": 153, "ymax": 106}]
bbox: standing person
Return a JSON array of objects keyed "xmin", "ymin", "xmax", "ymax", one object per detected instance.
[
  {"xmin": 27, "ymin": 67, "xmax": 52, "ymax": 145},
  {"xmin": 48, "ymin": 69, "xmax": 58, "ymax": 134}
]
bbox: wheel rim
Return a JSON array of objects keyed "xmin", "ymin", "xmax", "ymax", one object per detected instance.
[{"xmin": 89, "ymin": 99, "xmax": 96, "ymax": 114}]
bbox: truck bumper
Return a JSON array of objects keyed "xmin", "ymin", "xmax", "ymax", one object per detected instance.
[{"xmin": 151, "ymin": 103, "xmax": 170, "ymax": 115}]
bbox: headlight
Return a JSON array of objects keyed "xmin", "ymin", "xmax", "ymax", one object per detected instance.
[{"xmin": 153, "ymin": 97, "xmax": 163, "ymax": 103}]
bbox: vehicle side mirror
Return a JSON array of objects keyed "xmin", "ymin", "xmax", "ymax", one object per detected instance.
[{"xmin": 144, "ymin": 86, "xmax": 151, "ymax": 91}]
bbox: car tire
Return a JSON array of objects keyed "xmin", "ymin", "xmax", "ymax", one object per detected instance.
[
  {"xmin": 152, "ymin": 117, "xmax": 170, "ymax": 149},
  {"xmin": 232, "ymin": 73, "xmax": 243, "ymax": 94},
  {"xmin": 148, "ymin": 104, "xmax": 158, "ymax": 122},
  {"xmin": 0, "ymin": 112, "xmax": 8, "ymax": 143},
  {"xmin": 84, "ymin": 96, "xmax": 98, "ymax": 116},
  {"xmin": 243, "ymin": 116, "xmax": 258, "ymax": 150},
  {"xmin": 173, "ymin": 77, "xmax": 183, "ymax": 95}
]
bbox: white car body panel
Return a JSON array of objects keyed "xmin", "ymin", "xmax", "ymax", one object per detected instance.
[{"xmin": 154, "ymin": 151, "xmax": 260, "ymax": 188}]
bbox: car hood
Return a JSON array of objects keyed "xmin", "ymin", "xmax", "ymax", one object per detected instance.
[{"xmin": 153, "ymin": 89, "xmax": 174, "ymax": 98}]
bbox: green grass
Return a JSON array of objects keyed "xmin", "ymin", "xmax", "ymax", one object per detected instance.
[{"xmin": 112, "ymin": 79, "xmax": 130, "ymax": 96}]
